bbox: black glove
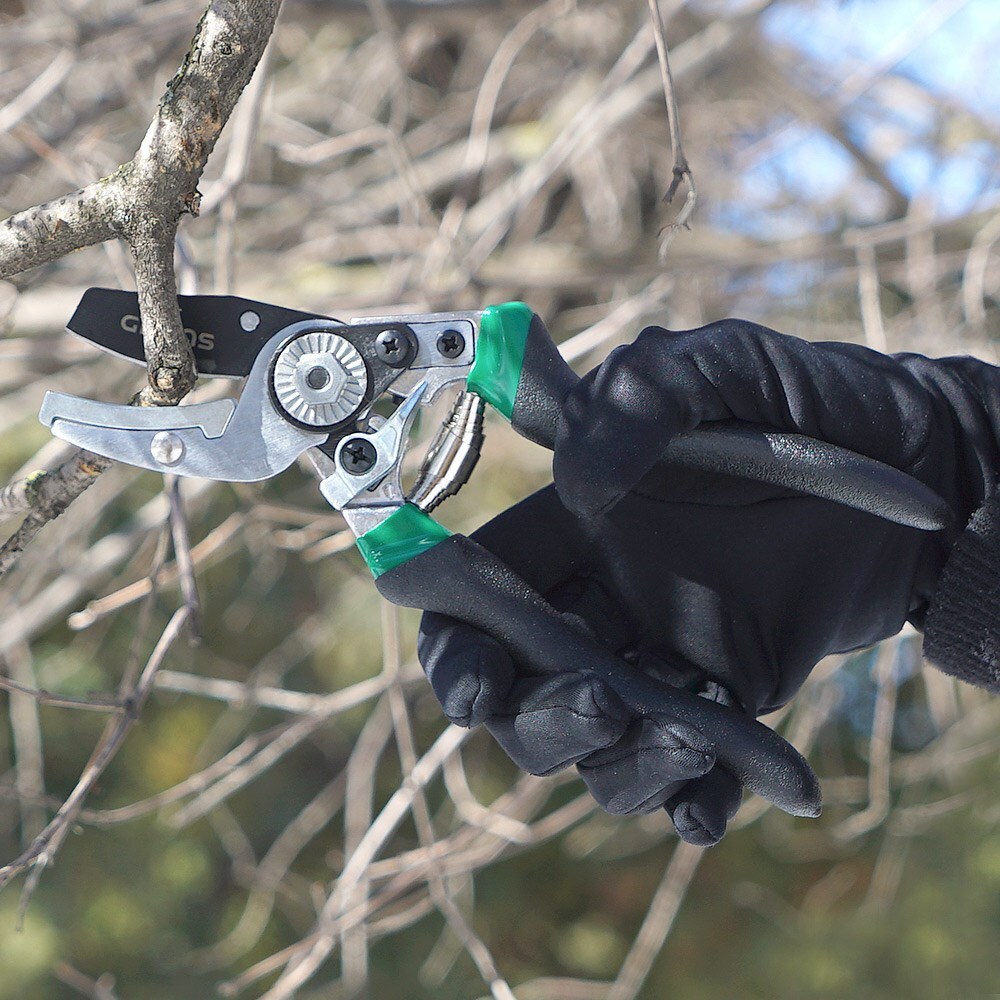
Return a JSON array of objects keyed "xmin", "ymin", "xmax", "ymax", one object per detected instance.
[{"xmin": 419, "ymin": 318, "xmax": 1000, "ymax": 844}]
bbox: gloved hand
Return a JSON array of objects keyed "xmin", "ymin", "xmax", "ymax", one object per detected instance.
[{"xmin": 419, "ymin": 318, "xmax": 1000, "ymax": 844}]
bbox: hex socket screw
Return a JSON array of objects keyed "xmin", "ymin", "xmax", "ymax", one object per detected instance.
[
  {"xmin": 436, "ymin": 329, "xmax": 465, "ymax": 359},
  {"xmin": 340, "ymin": 437, "xmax": 377, "ymax": 475}
]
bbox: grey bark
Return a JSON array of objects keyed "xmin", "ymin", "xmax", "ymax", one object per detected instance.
[{"xmin": 0, "ymin": 0, "xmax": 283, "ymax": 575}]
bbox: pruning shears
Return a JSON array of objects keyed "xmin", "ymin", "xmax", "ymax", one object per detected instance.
[{"xmin": 38, "ymin": 289, "xmax": 950, "ymax": 818}]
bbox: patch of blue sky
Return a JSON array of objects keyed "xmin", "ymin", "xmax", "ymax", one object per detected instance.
[
  {"xmin": 933, "ymin": 150, "xmax": 997, "ymax": 213},
  {"xmin": 761, "ymin": 258, "xmax": 827, "ymax": 298},
  {"xmin": 882, "ymin": 143, "xmax": 937, "ymax": 193},
  {"xmin": 712, "ymin": 255, "xmax": 829, "ymax": 317},
  {"xmin": 710, "ymin": 128, "xmax": 851, "ymax": 241},
  {"xmin": 881, "ymin": 142, "xmax": 994, "ymax": 213},
  {"xmin": 845, "ymin": 97, "xmax": 999, "ymax": 211},
  {"xmin": 760, "ymin": 0, "xmax": 1000, "ymax": 116},
  {"xmin": 708, "ymin": 0, "xmax": 999, "ymax": 230},
  {"xmin": 753, "ymin": 126, "xmax": 854, "ymax": 202}
]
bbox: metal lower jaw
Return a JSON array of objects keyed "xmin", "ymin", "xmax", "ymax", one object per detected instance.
[{"xmin": 320, "ymin": 390, "xmax": 486, "ymax": 537}]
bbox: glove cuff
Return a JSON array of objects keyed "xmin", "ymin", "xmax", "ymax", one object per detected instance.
[{"xmin": 924, "ymin": 490, "xmax": 1000, "ymax": 692}]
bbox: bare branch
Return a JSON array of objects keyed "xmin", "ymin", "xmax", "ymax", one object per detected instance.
[
  {"xmin": 0, "ymin": 607, "xmax": 190, "ymax": 910},
  {"xmin": 857, "ymin": 243, "xmax": 889, "ymax": 352},
  {"xmin": 167, "ymin": 476, "xmax": 203, "ymax": 641},
  {"xmin": 0, "ymin": 0, "xmax": 283, "ymax": 577},
  {"xmin": 261, "ymin": 725, "xmax": 472, "ymax": 998},
  {"xmin": 378, "ymin": 601, "xmax": 516, "ymax": 1000},
  {"xmin": 835, "ymin": 642, "xmax": 899, "ymax": 840},
  {"xmin": 5, "ymin": 642, "xmax": 47, "ymax": 847},
  {"xmin": 68, "ymin": 512, "xmax": 244, "ymax": 630},
  {"xmin": 0, "ymin": 673, "xmax": 121, "ymax": 714},
  {"xmin": 0, "ymin": 450, "xmax": 110, "ymax": 579},
  {"xmin": 646, "ymin": 0, "xmax": 698, "ymax": 256},
  {"xmin": 0, "ymin": 49, "xmax": 75, "ymax": 138},
  {"xmin": 0, "ymin": 179, "xmax": 120, "ymax": 278},
  {"xmin": 608, "ymin": 842, "xmax": 704, "ymax": 1000},
  {"xmin": 53, "ymin": 962, "xmax": 120, "ymax": 1000}
]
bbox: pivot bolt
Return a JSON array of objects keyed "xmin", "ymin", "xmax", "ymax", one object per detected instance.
[
  {"xmin": 340, "ymin": 437, "xmax": 377, "ymax": 475},
  {"xmin": 436, "ymin": 329, "xmax": 465, "ymax": 359},
  {"xmin": 150, "ymin": 431, "xmax": 184, "ymax": 466},
  {"xmin": 239, "ymin": 310, "xmax": 261, "ymax": 332},
  {"xmin": 305, "ymin": 365, "xmax": 331, "ymax": 390},
  {"xmin": 376, "ymin": 328, "xmax": 415, "ymax": 368}
]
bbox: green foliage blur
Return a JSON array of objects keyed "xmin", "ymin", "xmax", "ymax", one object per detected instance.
[{"xmin": 3, "ymin": 415, "xmax": 999, "ymax": 999}]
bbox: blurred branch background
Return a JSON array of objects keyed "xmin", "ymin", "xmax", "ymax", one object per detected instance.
[{"xmin": 0, "ymin": 0, "xmax": 999, "ymax": 997}]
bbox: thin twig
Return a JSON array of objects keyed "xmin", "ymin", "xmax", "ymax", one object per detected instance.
[
  {"xmin": 835, "ymin": 643, "xmax": 899, "ymax": 840},
  {"xmin": 0, "ymin": 673, "xmax": 122, "ymax": 713},
  {"xmin": 5, "ymin": 642, "xmax": 47, "ymax": 846},
  {"xmin": 53, "ymin": 962, "xmax": 120, "ymax": 1000},
  {"xmin": 380, "ymin": 601, "xmax": 516, "ymax": 1000},
  {"xmin": 607, "ymin": 841, "xmax": 704, "ymax": 1000},
  {"xmin": 646, "ymin": 0, "xmax": 698, "ymax": 257},
  {"xmin": 167, "ymin": 476, "xmax": 203, "ymax": 642},
  {"xmin": 0, "ymin": 607, "xmax": 190, "ymax": 914},
  {"xmin": 0, "ymin": 451, "xmax": 110, "ymax": 579},
  {"xmin": 153, "ymin": 664, "xmax": 421, "ymax": 714},
  {"xmin": 857, "ymin": 243, "xmax": 889, "ymax": 352},
  {"xmin": 68, "ymin": 512, "xmax": 243, "ymax": 630},
  {"xmin": 259, "ymin": 725, "xmax": 472, "ymax": 999}
]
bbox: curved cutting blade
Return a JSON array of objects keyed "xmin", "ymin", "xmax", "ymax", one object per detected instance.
[{"xmin": 39, "ymin": 322, "xmax": 334, "ymax": 482}]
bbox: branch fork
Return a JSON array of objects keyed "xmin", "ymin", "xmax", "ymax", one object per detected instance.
[{"xmin": 0, "ymin": 0, "xmax": 283, "ymax": 572}]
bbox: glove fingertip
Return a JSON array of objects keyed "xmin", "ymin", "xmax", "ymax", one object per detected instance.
[
  {"xmin": 666, "ymin": 765, "xmax": 745, "ymax": 845},
  {"xmin": 418, "ymin": 620, "xmax": 515, "ymax": 728},
  {"xmin": 669, "ymin": 800, "xmax": 726, "ymax": 847}
]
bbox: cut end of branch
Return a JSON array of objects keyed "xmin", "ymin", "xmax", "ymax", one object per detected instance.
[
  {"xmin": 183, "ymin": 189, "xmax": 203, "ymax": 217},
  {"xmin": 150, "ymin": 364, "xmax": 196, "ymax": 399},
  {"xmin": 662, "ymin": 164, "xmax": 691, "ymax": 205}
]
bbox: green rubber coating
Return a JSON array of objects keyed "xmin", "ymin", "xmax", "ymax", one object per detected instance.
[
  {"xmin": 356, "ymin": 503, "xmax": 453, "ymax": 579},
  {"xmin": 467, "ymin": 301, "xmax": 533, "ymax": 420}
]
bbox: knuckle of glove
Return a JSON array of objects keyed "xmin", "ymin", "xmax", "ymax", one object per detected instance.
[
  {"xmin": 553, "ymin": 346, "xmax": 669, "ymax": 519},
  {"xmin": 581, "ymin": 771, "xmax": 688, "ymax": 817},
  {"xmin": 417, "ymin": 614, "xmax": 514, "ymax": 728},
  {"xmin": 577, "ymin": 717, "xmax": 715, "ymax": 816},
  {"xmin": 485, "ymin": 673, "xmax": 629, "ymax": 776}
]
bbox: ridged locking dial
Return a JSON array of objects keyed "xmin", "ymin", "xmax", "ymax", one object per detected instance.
[{"xmin": 271, "ymin": 331, "xmax": 367, "ymax": 428}]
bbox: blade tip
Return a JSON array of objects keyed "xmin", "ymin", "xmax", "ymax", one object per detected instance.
[{"xmin": 38, "ymin": 391, "xmax": 60, "ymax": 428}]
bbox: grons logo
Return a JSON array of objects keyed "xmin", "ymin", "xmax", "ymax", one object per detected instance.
[{"xmin": 120, "ymin": 313, "xmax": 215, "ymax": 352}]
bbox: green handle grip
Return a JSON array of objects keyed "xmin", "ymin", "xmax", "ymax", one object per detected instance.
[
  {"xmin": 466, "ymin": 302, "xmax": 533, "ymax": 419},
  {"xmin": 357, "ymin": 302, "xmax": 949, "ymax": 578},
  {"xmin": 356, "ymin": 503, "xmax": 452, "ymax": 579}
]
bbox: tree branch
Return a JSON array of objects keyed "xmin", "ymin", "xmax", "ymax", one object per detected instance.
[
  {"xmin": 0, "ymin": 608, "xmax": 190, "ymax": 913},
  {"xmin": 0, "ymin": 450, "xmax": 110, "ymax": 579},
  {"xmin": 0, "ymin": 178, "xmax": 119, "ymax": 275},
  {"xmin": 646, "ymin": 0, "xmax": 698, "ymax": 258},
  {"xmin": 0, "ymin": 0, "xmax": 283, "ymax": 577}
]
